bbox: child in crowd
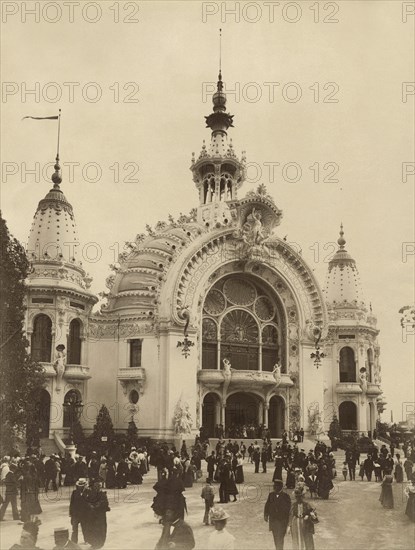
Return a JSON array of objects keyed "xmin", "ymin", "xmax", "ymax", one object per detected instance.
[{"xmin": 342, "ymin": 462, "xmax": 348, "ymax": 481}]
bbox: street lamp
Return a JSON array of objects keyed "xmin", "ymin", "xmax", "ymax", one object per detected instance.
[
  {"xmin": 310, "ymin": 327, "xmax": 326, "ymax": 369},
  {"xmin": 63, "ymin": 392, "xmax": 83, "ymax": 445}
]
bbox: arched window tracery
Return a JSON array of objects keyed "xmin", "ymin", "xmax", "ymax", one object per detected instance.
[{"xmin": 201, "ymin": 275, "xmax": 285, "ymax": 371}]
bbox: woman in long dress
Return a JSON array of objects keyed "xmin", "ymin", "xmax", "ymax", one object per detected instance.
[
  {"xmin": 182, "ymin": 457, "xmax": 193, "ymax": 488},
  {"xmin": 105, "ymin": 457, "xmax": 116, "ymax": 489},
  {"xmin": 83, "ymin": 479, "xmax": 110, "ymax": 550},
  {"xmin": 317, "ymin": 465, "xmax": 333, "ymax": 499},
  {"xmin": 235, "ymin": 455, "xmax": 244, "ymax": 484},
  {"xmin": 286, "ymin": 463, "xmax": 296, "ymax": 489},
  {"xmin": 379, "ymin": 474, "xmax": 394, "ymax": 508},
  {"xmin": 404, "ymin": 477, "xmax": 415, "ymax": 522},
  {"xmin": 394, "ymin": 454, "xmax": 404, "ymax": 483},
  {"xmin": 289, "ymin": 486, "xmax": 317, "ymax": 550},
  {"xmin": 227, "ymin": 467, "xmax": 239, "ymax": 502},
  {"xmin": 20, "ymin": 463, "xmax": 42, "ymax": 522}
]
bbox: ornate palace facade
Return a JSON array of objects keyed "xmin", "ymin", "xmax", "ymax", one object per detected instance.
[{"xmin": 24, "ymin": 71, "xmax": 385, "ymax": 443}]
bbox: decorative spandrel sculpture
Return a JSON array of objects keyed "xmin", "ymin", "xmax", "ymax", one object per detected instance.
[
  {"xmin": 173, "ymin": 399, "xmax": 193, "ymax": 435},
  {"xmin": 272, "ymin": 363, "xmax": 282, "ymax": 387},
  {"xmin": 53, "ymin": 344, "xmax": 66, "ymax": 392}
]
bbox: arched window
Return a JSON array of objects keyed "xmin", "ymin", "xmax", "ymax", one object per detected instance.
[
  {"xmin": 67, "ymin": 319, "xmax": 82, "ymax": 364},
  {"xmin": 339, "ymin": 347, "xmax": 356, "ymax": 382},
  {"xmin": 31, "ymin": 314, "xmax": 52, "ymax": 362},
  {"xmin": 202, "ymin": 318, "xmax": 217, "ymax": 369},
  {"xmin": 201, "ymin": 275, "xmax": 287, "ymax": 371},
  {"xmin": 203, "ymin": 174, "xmax": 215, "ymax": 204},
  {"xmin": 220, "ymin": 310, "xmax": 259, "ymax": 370},
  {"xmin": 366, "ymin": 348, "xmax": 374, "ymax": 382},
  {"xmin": 262, "ymin": 325, "xmax": 280, "ymax": 372}
]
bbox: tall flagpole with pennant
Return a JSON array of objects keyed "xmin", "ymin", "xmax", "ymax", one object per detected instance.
[{"xmin": 22, "ymin": 109, "xmax": 62, "ymax": 187}]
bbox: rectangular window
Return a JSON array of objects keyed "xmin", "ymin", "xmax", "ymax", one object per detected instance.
[
  {"xmin": 130, "ymin": 339, "xmax": 142, "ymax": 368},
  {"xmin": 338, "ymin": 335, "xmax": 355, "ymax": 339},
  {"xmin": 32, "ymin": 298, "xmax": 54, "ymax": 304},
  {"xmin": 70, "ymin": 301, "xmax": 85, "ymax": 310}
]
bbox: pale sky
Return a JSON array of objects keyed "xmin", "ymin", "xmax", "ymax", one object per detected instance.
[{"xmin": 1, "ymin": 0, "xmax": 414, "ymax": 422}]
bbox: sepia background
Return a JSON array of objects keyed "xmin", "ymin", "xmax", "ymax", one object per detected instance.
[{"xmin": 1, "ymin": 0, "xmax": 414, "ymax": 422}]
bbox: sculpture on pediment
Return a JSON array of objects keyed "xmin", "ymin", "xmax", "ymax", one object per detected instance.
[
  {"xmin": 53, "ymin": 344, "xmax": 66, "ymax": 392},
  {"xmin": 241, "ymin": 207, "xmax": 267, "ymax": 246}
]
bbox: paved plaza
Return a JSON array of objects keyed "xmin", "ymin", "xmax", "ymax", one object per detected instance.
[{"xmin": 1, "ymin": 452, "xmax": 414, "ymax": 550}]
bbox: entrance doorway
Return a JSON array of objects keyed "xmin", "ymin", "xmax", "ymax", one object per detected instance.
[
  {"xmin": 339, "ymin": 401, "xmax": 357, "ymax": 430},
  {"xmin": 225, "ymin": 393, "xmax": 258, "ymax": 429},
  {"xmin": 202, "ymin": 393, "xmax": 220, "ymax": 438},
  {"xmin": 38, "ymin": 389, "xmax": 51, "ymax": 438},
  {"xmin": 268, "ymin": 396, "xmax": 285, "ymax": 437}
]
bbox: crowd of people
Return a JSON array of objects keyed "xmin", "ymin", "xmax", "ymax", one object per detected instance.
[{"xmin": 0, "ymin": 432, "xmax": 414, "ymax": 549}]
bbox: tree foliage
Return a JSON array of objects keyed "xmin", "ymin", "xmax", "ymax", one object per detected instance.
[
  {"xmin": 92, "ymin": 405, "xmax": 114, "ymax": 444},
  {"xmin": 0, "ymin": 213, "xmax": 46, "ymax": 454}
]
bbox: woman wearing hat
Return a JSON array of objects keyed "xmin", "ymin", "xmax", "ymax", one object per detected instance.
[
  {"xmin": 207, "ymin": 507, "xmax": 235, "ymax": 550},
  {"xmin": 289, "ymin": 486, "xmax": 317, "ymax": 550},
  {"xmin": 9, "ymin": 518, "xmax": 44, "ymax": 550}
]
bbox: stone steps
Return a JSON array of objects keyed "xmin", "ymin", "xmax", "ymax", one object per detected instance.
[{"xmin": 40, "ymin": 437, "xmax": 60, "ymax": 457}]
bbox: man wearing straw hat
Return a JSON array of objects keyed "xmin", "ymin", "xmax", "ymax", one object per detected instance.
[
  {"xmin": 69, "ymin": 478, "xmax": 87, "ymax": 544},
  {"xmin": 207, "ymin": 507, "xmax": 235, "ymax": 550}
]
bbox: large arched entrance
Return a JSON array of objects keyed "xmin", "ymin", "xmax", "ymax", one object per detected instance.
[
  {"xmin": 225, "ymin": 393, "xmax": 259, "ymax": 436},
  {"xmin": 339, "ymin": 401, "xmax": 357, "ymax": 430},
  {"xmin": 268, "ymin": 396, "xmax": 285, "ymax": 438},
  {"xmin": 38, "ymin": 389, "xmax": 51, "ymax": 438},
  {"xmin": 202, "ymin": 393, "xmax": 220, "ymax": 438}
]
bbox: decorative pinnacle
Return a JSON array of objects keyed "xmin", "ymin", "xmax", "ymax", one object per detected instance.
[
  {"xmin": 51, "ymin": 153, "xmax": 62, "ymax": 187},
  {"xmin": 337, "ymin": 222, "xmax": 346, "ymax": 248}
]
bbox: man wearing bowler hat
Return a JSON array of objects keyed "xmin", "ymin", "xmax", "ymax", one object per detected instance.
[{"xmin": 264, "ymin": 479, "xmax": 291, "ymax": 550}]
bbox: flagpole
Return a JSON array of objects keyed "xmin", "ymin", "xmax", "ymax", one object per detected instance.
[{"xmin": 56, "ymin": 109, "xmax": 61, "ymax": 159}]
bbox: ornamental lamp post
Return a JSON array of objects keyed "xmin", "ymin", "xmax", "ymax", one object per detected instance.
[
  {"xmin": 310, "ymin": 326, "xmax": 326, "ymax": 369},
  {"xmin": 63, "ymin": 393, "xmax": 83, "ymax": 445}
]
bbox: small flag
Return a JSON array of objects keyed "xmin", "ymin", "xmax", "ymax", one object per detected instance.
[{"xmin": 22, "ymin": 115, "xmax": 59, "ymax": 121}]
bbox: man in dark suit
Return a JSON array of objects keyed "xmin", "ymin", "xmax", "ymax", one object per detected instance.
[
  {"xmin": 305, "ymin": 471, "xmax": 319, "ymax": 498},
  {"xmin": 253, "ymin": 448, "xmax": 261, "ymax": 473},
  {"xmin": 264, "ymin": 479, "xmax": 291, "ymax": 550}
]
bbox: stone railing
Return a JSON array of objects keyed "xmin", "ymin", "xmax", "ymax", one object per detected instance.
[
  {"xmin": 366, "ymin": 383, "xmax": 382, "ymax": 396},
  {"xmin": 198, "ymin": 369, "xmax": 293, "ymax": 388},
  {"xmin": 117, "ymin": 367, "xmax": 146, "ymax": 395},
  {"xmin": 335, "ymin": 382, "xmax": 362, "ymax": 394},
  {"xmin": 40, "ymin": 362, "xmax": 90, "ymax": 380}
]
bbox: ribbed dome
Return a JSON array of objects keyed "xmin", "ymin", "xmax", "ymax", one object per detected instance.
[
  {"xmin": 27, "ymin": 185, "xmax": 80, "ymax": 263},
  {"xmin": 105, "ymin": 221, "xmax": 203, "ymax": 315},
  {"xmin": 324, "ymin": 225, "xmax": 365, "ymax": 308}
]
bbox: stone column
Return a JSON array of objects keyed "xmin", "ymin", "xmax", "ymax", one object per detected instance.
[
  {"xmin": 263, "ymin": 402, "xmax": 269, "ymax": 427},
  {"xmin": 221, "ymin": 403, "xmax": 226, "ymax": 435}
]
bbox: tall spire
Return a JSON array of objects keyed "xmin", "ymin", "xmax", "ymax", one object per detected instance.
[{"xmin": 190, "ymin": 34, "xmax": 246, "ymax": 223}]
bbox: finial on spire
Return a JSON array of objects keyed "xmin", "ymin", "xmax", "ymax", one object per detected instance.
[
  {"xmin": 337, "ymin": 222, "xmax": 346, "ymax": 248},
  {"xmin": 51, "ymin": 109, "xmax": 62, "ymax": 188},
  {"xmin": 217, "ymin": 28, "xmax": 223, "ymax": 92}
]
